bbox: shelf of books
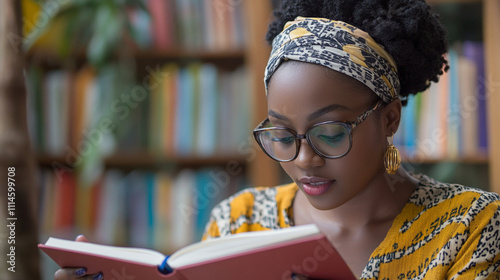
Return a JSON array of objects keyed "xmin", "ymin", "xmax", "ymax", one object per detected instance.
[
  {"xmin": 395, "ymin": 0, "xmax": 500, "ymax": 193},
  {"xmin": 27, "ymin": 63, "xmax": 252, "ymax": 158},
  {"xmin": 25, "ymin": 1, "xmax": 500, "ymax": 277},
  {"xmin": 22, "ymin": 1, "xmax": 275, "ymax": 278},
  {"xmin": 395, "ymin": 40, "xmax": 488, "ymax": 162}
]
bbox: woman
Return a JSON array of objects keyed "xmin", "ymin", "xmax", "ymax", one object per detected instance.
[
  {"xmin": 203, "ymin": 0, "xmax": 500, "ymax": 278},
  {"xmin": 55, "ymin": 0, "xmax": 500, "ymax": 279}
]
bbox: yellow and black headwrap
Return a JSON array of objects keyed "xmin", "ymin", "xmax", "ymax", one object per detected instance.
[{"xmin": 264, "ymin": 17, "xmax": 400, "ymax": 103}]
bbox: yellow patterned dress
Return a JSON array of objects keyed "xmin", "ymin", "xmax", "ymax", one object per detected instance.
[{"xmin": 202, "ymin": 174, "xmax": 500, "ymax": 279}]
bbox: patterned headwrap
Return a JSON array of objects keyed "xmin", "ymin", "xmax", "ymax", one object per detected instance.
[{"xmin": 264, "ymin": 17, "xmax": 400, "ymax": 103}]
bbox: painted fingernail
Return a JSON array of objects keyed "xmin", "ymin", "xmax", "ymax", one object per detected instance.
[
  {"xmin": 75, "ymin": 268, "xmax": 86, "ymax": 276},
  {"xmin": 92, "ymin": 272, "xmax": 103, "ymax": 280}
]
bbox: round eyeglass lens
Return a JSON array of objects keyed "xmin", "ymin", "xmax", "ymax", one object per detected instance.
[
  {"xmin": 308, "ymin": 123, "xmax": 350, "ymax": 157},
  {"xmin": 258, "ymin": 129, "xmax": 297, "ymax": 161}
]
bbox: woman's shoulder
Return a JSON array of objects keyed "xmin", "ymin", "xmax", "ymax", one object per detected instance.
[
  {"xmin": 410, "ymin": 173, "xmax": 500, "ymax": 209},
  {"xmin": 202, "ymin": 183, "xmax": 299, "ymax": 239},
  {"xmin": 365, "ymin": 175, "xmax": 500, "ymax": 278},
  {"xmin": 405, "ymin": 173, "xmax": 500, "ymax": 232}
]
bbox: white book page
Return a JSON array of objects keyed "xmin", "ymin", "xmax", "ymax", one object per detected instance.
[
  {"xmin": 44, "ymin": 224, "xmax": 320, "ymax": 269},
  {"xmin": 168, "ymin": 224, "xmax": 320, "ymax": 268},
  {"xmin": 44, "ymin": 238, "xmax": 166, "ymax": 266}
]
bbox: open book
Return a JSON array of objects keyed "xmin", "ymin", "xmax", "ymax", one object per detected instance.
[{"xmin": 39, "ymin": 224, "xmax": 357, "ymax": 280}]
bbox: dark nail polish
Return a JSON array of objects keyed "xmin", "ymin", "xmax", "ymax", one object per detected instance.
[
  {"xmin": 75, "ymin": 268, "xmax": 86, "ymax": 276},
  {"xmin": 92, "ymin": 272, "xmax": 103, "ymax": 280}
]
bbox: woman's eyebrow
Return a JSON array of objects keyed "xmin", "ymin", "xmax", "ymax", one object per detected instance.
[
  {"xmin": 268, "ymin": 110, "xmax": 289, "ymax": 121},
  {"xmin": 307, "ymin": 104, "xmax": 350, "ymax": 121},
  {"xmin": 268, "ymin": 104, "xmax": 350, "ymax": 122}
]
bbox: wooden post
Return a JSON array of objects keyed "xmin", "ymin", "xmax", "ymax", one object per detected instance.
[
  {"xmin": 484, "ymin": 0, "xmax": 500, "ymax": 193},
  {"xmin": 0, "ymin": 1, "xmax": 40, "ymax": 279},
  {"xmin": 244, "ymin": 0, "xmax": 281, "ymax": 187}
]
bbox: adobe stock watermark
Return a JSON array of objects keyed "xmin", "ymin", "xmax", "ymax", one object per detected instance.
[
  {"xmin": 109, "ymin": 267, "xmax": 135, "ymax": 280},
  {"xmin": 50, "ymin": 65, "xmax": 168, "ymax": 181},
  {"xmin": 383, "ymin": 73, "xmax": 500, "ymax": 191},
  {"xmin": 280, "ymin": 238, "xmax": 339, "ymax": 280},
  {"xmin": 6, "ymin": 167, "xmax": 17, "ymax": 273},
  {"xmin": 9, "ymin": 0, "xmax": 71, "ymax": 54},
  {"xmin": 177, "ymin": 134, "xmax": 258, "ymax": 224}
]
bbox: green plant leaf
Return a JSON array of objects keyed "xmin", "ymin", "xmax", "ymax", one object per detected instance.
[{"xmin": 87, "ymin": 3, "xmax": 124, "ymax": 67}]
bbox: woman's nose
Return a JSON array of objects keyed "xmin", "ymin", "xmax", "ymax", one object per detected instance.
[{"xmin": 293, "ymin": 139, "xmax": 325, "ymax": 169}]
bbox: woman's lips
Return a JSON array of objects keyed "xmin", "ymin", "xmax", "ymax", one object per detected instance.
[{"xmin": 299, "ymin": 177, "xmax": 335, "ymax": 196}]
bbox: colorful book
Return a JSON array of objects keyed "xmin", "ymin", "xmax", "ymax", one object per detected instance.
[
  {"xmin": 39, "ymin": 224, "xmax": 357, "ymax": 280},
  {"xmin": 148, "ymin": 0, "xmax": 173, "ymax": 49},
  {"xmin": 154, "ymin": 172, "xmax": 173, "ymax": 252},
  {"xmin": 196, "ymin": 64, "xmax": 218, "ymax": 155},
  {"xmin": 458, "ymin": 55, "xmax": 479, "ymax": 158},
  {"xmin": 169, "ymin": 169, "xmax": 196, "ymax": 250},
  {"xmin": 447, "ymin": 48, "xmax": 460, "ymax": 159},
  {"xmin": 94, "ymin": 170, "xmax": 127, "ymax": 246},
  {"xmin": 175, "ymin": 67, "xmax": 195, "ymax": 155},
  {"xmin": 462, "ymin": 41, "xmax": 488, "ymax": 154},
  {"xmin": 53, "ymin": 172, "xmax": 77, "ymax": 231}
]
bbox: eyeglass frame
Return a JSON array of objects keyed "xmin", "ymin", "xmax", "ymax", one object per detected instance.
[{"xmin": 252, "ymin": 100, "xmax": 384, "ymax": 162}]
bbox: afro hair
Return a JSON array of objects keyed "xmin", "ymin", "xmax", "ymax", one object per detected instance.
[{"xmin": 266, "ymin": 0, "xmax": 450, "ymax": 104}]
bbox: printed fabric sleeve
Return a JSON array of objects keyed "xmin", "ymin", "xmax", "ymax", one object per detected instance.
[
  {"xmin": 201, "ymin": 184, "xmax": 298, "ymax": 241},
  {"xmin": 201, "ymin": 195, "xmax": 230, "ymax": 240},
  {"xmin": 447, "ymin": 192, "xmax": 500, "ymax": 280}
]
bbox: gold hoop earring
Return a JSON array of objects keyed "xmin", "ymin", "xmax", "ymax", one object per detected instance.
[{"xmin": 384, "ymin": 135, "xmax": 401, "ymax": 174}]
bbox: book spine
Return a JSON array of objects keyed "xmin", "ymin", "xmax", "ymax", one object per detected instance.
[{"xmin": 462, "ymin": 41, "xmax": 488, "ymax": 154}]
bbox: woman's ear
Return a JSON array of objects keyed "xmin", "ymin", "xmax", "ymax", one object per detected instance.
[{"xmin": 381, "ymin": 98, "xmax": 402, "ymax": 136}]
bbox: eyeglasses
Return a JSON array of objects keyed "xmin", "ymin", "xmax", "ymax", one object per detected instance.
[{"xmin": 253, "ymin": 101, "xmax": 383, "ymax": 162}]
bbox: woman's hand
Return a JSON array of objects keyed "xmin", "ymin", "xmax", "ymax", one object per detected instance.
[{"xmin": 53, "ymin": 235, "xmax": 103, "ymax": 280}]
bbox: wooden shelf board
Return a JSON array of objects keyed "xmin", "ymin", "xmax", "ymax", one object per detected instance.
[
  {"xmin": 427, "ymin": 0, "xmax": 482, "ymax": 4},
  {"xmin": 133, "ymin": 48, "xmax": 246, "ymax": 60},
  {"xmin": 106, "ymin": 152, "xmax": 247, "ymax": 168},
  {"xmin": 37, "ymin": 153, "xmax": 248, "ymax": 170},
  {"xmin": 401, "ymin": 156, "xmax": 489, "ymax": 165},
  {"xmin": 26, "ymin": 48, "xmax": 246, "ymax": 65}
]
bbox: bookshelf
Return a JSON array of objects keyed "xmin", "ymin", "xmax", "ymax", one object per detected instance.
[
  {"xmin": 24, "ymin": 1, "xmax": 278, "ymax": 264},
  {"xmin": 27, "ymin": 0, "xmax": 500, "ymax": 246},
  {"xmin": 393, "ymin": 0, "xmax": 499, "ymax": 193},
  {"xmin": 24, "ymin": 1, "xmax": 500, "ymax": 279}
]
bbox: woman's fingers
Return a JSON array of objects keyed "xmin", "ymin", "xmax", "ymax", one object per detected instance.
[
  {"xmin": 54, "ymin": 268, "xmax": 102, "ymax": 280},
  {"xmin": 53, "ymin": 235, "xmax": 98, "ymax": 279},
  {"xmin": 53, "ymin": 267, "xmax": 85, "ymax": 279},
  {"xmin": 75, "ymin": 235, "xmax": 89, "ymax": 242}
]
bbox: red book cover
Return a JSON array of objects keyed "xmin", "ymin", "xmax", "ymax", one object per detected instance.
[
  {"xmin": 53, "ymin": 172, "xmax": 76, "ymax": 230},
  {"xmin": 148, "ymin": 0, "xmax": 174, "ymax": 49},
  {"xmin": 39, "ymin": 225, "xmax": 357, "ymax": 280}
]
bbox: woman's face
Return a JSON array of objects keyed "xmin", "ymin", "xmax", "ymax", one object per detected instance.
[{"xmin": 267, "ymin": 61, "xmax": 390, "ymax": 210}]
